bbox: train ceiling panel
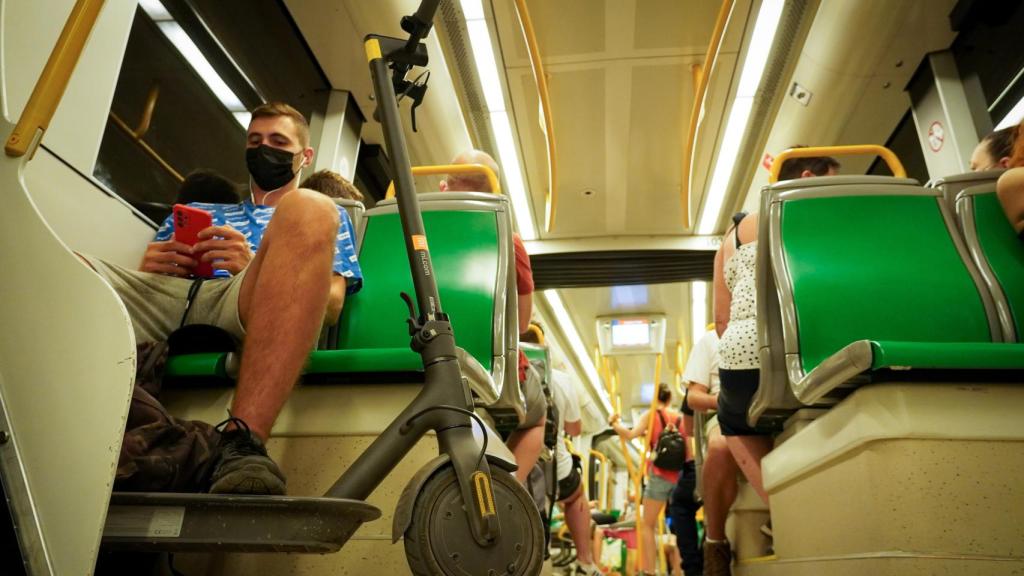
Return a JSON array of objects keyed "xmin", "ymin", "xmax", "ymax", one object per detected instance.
[
  {"xmin": 744, "ymin": 0, "xmax": 959, "ymax": 209},
  {"xmin": 491, "ymin": 0, "xmax": 741, "ymax": 239},
  {"xmin": 284, "ymin": 0, "xmax": 472, "ymax": 170}
]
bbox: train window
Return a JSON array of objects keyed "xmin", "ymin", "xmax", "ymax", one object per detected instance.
[{"xmin": 94, "ymin": 0, "xmax": 329, "ymax": 220}]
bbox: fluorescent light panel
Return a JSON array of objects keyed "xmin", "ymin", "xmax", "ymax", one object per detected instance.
[
  {"xmin": 995, "ymin": 94, "xmax": 1024, "ymax": 130},
  {"xmin": 544, "ymin": 289, "xmax": 614, "ymax": 414},
  {"xmin": 696, "ymin": 0, "xmax": 785, "ymax": 234},
  {"xmin": 144, "ymin": 0, "xmax": 250, "ymax": 128},
  {"xmin": 461, "ymin": 0, "xmax": 538, "ymax": 241}
]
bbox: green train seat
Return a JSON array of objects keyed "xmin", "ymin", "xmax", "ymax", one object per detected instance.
[
  {"xmin": 752, "ymin": 176, "xmax": 1024, "ymax": 421},
  {"xmin": 163, "ymin": 192, "xmax": 524, "ymax": 426},
  {"xmin": 955, "ymin": 184, "xmax": 1024, "ymax": 342}
]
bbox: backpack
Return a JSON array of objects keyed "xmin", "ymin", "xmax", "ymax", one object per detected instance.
[{"xmin": 651, "ymin": 410, "xmax": 686, "ymax": 471}]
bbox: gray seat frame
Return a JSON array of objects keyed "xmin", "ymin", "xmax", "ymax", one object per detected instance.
[
  {"xmin": 750, "ymin": 176, "xmax": 1002, "ymax": 423},
  {"xmin": 954, "ymin": 184, "xmax": 1020, "ymax": 343}
]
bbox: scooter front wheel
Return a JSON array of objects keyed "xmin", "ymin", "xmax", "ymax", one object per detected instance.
[{"xmin": 404, "ymin": 465, "xmax": 543, "ymax": 575}]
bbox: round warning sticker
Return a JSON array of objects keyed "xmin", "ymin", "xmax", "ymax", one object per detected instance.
[{"xmin": 927, "ymin": 121, "xmax": 945, "ymax": 153}]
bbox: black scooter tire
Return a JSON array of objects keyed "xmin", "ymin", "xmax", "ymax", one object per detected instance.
[{"xmin": 404, "ymin": 465, "xmax": 543, "ymax": 576}]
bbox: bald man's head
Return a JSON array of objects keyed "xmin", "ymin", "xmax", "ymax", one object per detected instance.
[{"xmin": 441, "ymin": 149, "xmax": 501, "ymax": 192}]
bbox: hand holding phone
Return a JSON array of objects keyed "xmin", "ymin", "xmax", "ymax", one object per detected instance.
[{"xmin": 172, "ymin": 204, "xmax": 214, "ymax": 278}]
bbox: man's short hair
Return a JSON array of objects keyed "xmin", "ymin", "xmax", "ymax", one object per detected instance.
[
  {"xmin": 250, "ymin": 102, "xmax": 310, "ymax": 148},
  {"xmin": 982, "ymin": 127, "xmax": 1016, "ymax": 161},
  {"xmin": 778, "ymin": 147, "xmax": 841, "ymax": 181},
  {"xmin": 300, "ymin": 169, "xmax": 364, "ymax": 202},
  {"xmin": 177, "ymin": 170, "xmax": 240, "ymax": 204}
]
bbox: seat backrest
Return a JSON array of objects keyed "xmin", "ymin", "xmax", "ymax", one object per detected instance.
[
  {"xmin": 333, "ymin": 198, "xmax": 365, "ymax": 239},
  {"xmin": 750, "ymin": 189, "xmax": 806, "ymax": 429},
  {"xmin": 334, "ymin": 192, "xmax": 512, "ymax": 379},
  {"xmin": 768, "ymin": 177, "xmax": 1000, "ymax": 380},
  {"xmin": 930, "ymin": 169, "xmax": 1004, "ymax": 209},
  {"xmin": 956, "ymin": 185, "xmax": 1024, "ymax": 342}
]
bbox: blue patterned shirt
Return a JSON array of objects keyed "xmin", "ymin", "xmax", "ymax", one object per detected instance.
[{"xmin": 155, "ymin": 201, "xmax": 362, "ymax": 293}]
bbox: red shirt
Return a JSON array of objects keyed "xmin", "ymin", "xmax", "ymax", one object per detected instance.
[{"xmin": 514, "ymin": 234, "xmax": 533, "ymax": 382}]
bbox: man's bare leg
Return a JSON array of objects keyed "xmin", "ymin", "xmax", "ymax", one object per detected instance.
[
  {"xmin": 506, "ymin": 421, "xmax": 545, "ymax": 484},
  {"xmin": 560, "ymin": 486, "xmax": 596, "ymax": 566},
  {"xmin": 232, "ymin": 189, "xmax": 339, "ymax": 440}
]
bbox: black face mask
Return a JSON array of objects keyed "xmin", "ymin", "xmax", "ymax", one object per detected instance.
[{"xmin": 246, "ymin": 144, "xmax": 300, "ymax": 192}]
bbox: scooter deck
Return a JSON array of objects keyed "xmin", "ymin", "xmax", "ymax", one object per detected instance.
[{"xmin": 102, "ymin": 492, "xmax": 381, "ymax": 553}]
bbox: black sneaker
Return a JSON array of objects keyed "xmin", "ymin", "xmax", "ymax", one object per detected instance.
[{"xmin": 208, "ymin": 417, "xmax": 286, "ymax": 495}]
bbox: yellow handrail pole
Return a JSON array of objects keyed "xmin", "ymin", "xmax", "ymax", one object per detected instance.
[
  {"xmin": 680, "ymin": 0, "xmax": 734, "ymax": 228},
  {"xmin": 513, "ymin": 0, "xmax": 558, "ymax": 232},
  {"xmin": 769, "ymin": 145, "xmax": 907, "ymax": 183},
  {"xmin": 132, "ymin": 83, "xmax": 160, "ymax": 138},
  {"xmin": 657, "ymin": 507, "xmax": 667, "ymax": 575},
  {"xmin": 385, "ymin": 163, "xmax": 501, "ymax": 199},
  {"xmin": 589, "ymin": 449, "xmax": 609, "ymax": 510},
  {"xmin": 108, "ymin": 84, "xmax": 184, "ymax": 183},
  {"xmin": 6, "ymin": 0, "xmax": 106, "ymax": 158}
]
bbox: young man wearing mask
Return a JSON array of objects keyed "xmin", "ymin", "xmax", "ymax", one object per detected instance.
[{"xmin": 79, "ymin": 102, "xmax": 362, "ymax": 495}]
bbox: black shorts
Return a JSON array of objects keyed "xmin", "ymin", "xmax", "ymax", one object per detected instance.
[
  {"xmin": 718, "ymin": 368, "xmax": 769, "ymax": 436},
  {"xmin": 556, "ymin": 456, "xmax": 582, "ymax": 501}
]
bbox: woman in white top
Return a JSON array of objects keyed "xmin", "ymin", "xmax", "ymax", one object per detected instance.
[
  {"xmin": 713, "ymin": 154, "xmax": 840, "ymax": 506},
  {"xmin": 713, "ymin": 212, "xmax": 773, "ymax": 505}
]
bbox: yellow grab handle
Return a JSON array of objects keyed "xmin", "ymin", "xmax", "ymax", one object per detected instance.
[
  {"xmin": 6, "ymin": 0, "xmax": 105, "ymax": 158},
  {"xmin": 385, "ymin": 164, "xmax": 501, "ymax": 199},
  {"xmin": 769, "ymin": 145, "xmax": 906, "ymax": 183},
  {"xmin": 513, "ymin": 0, "xmax": 557, "ymax": 232}
]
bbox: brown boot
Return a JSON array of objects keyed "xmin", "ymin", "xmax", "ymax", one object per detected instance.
[{"xmin": 703, "ymin": 539, "xmax": 732, "ymax": 576}]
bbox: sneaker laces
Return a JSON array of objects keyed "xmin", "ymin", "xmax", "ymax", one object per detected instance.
[{"xmin": 213, "ymin": 415, "xmax": 268, "ymax": 459}]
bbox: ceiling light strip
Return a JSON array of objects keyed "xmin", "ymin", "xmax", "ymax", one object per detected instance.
[
  {"xmin": 461, "ymin": 0, "xmax": 538, "ymax": 240},
  {"xmin": 141, "ymin": 0, "xmax": 251, "ymax": 127},
  {"xmin": 696, "ymin": 0, "xmax": 785, "ymax": 235},
  {"xmin": 543, "ymin": 289, "xmax": 614, "ymax": 415}
]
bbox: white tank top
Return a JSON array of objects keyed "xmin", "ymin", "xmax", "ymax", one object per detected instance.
[{"xmin": 719, "ymin": 241, "xmax": 759, "ymax": 370}]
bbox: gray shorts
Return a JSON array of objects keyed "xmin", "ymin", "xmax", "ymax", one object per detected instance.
[
  {"xmin": 519, "ymin": 364, "xmax": 546, "ymax": 429},
  {"xmin": 643, "ymin": 473, "xmax": 675, "ymax": 502},
  {"xmin": 81, "ymin": 255, "xmax": 247, "ymax": 344}
]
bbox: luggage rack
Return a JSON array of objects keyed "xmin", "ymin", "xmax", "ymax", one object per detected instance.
[{"xmin": 102, "ymin": 492, "xmax": 380, "ymax": 553}]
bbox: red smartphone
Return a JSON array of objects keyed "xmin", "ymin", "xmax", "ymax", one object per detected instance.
[{"xmin": 172, "ymin": 204, "xmax": 214, "ymax": 278}]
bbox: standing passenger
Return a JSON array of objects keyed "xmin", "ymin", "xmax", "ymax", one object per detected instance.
[
  {"xmin": 609, "ymin": 383, "xmax": 687, "ymax": 576},
  {"xmin": 709, "ymin": 154, "xmax": 838, "ymax": 575}
]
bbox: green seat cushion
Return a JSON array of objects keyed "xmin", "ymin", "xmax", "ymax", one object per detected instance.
[
  {"xmin": 782, "ymin": 194, "xmax": 992, "ymax": 374},
  {"xmin": 869, "ymin": 341, "xmax": 1024, "ymax": 370},
  {"xmin": 165, "ymin": 353, "xmax": 228, "ymax": 377},
  {"xmin": 305, "ymin": 348, "xmax": 421, "ymax": 373},
  {"xmin": 972, "ymin": 192, "xmax": 1024, "ymax": 338},
  {"xmin": 165, "ymin": 348, "xmax": 423, "ymax": 380}
]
